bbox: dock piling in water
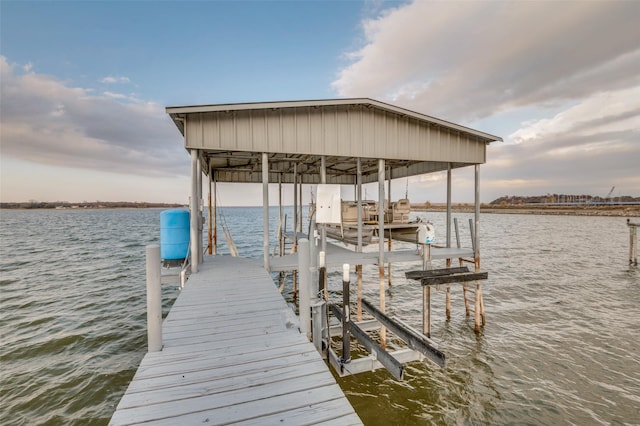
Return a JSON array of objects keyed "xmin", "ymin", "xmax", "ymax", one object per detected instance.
[
  {"xmin": 145, "ymin": 244, "xmax": 162, "ymax": 353},
  {"xmin": 629, "ymin": 219, "xmax": 638, "ymax": 266}
]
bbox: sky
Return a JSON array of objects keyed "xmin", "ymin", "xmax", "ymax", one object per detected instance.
[{"xmin": 1, "ymin": 0, "xmax": 639, "ymax": 205}]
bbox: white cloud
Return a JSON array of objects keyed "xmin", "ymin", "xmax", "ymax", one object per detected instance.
[
  {"xmin": 334, "ymin": 1, "xmax": 640, "ymax": 123},
  {"xmin": 333, "ymin": 0, "xmax": 640, "ymax": 199},
  {"xmin": 100, "ymin": 76, "xmax": 131, "ymax": 84},
  {"xmin": 0, "ymin": 56, "xmax": 186, "ymax": 179}
]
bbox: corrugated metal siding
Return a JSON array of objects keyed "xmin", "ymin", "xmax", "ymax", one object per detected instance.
[{"xmin": 185, "ymin": 105, "xmax": 487, "ymax": 164}]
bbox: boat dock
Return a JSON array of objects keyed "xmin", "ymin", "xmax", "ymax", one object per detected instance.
[{"xmin": 110, "ymin": 256, "xmax": 361, "ymax": 425}]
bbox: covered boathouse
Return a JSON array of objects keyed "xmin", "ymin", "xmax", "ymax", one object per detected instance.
[{"xmin": 110, "ymin": 98, "xmax": 501, "ymax": 425}]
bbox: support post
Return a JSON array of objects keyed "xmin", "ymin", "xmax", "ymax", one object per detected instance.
[
  {"xmin": 356, "ymin": 158, "xmax": 363, "ymax": 322},
  {"xmin": 446, "ymin": 163, "xmax": 452, "ymax": 250},
  {"xmin": 298, "ymin": 239, "xmax": 311, "ymax": 339},
  {"xmin": 378, "ymin": 158, "xmax": 386, "ymax": 346},
  {"xmin": 319, "ymin": 251, "xmax": 327, "ymax": 300},
  {"xmin": 189, "ymin": 150, "xmax": 199, "ymax": 273},
  {"xmin": 146, "ymin": 244, "xmax": 162, "ymax": 352},
  {"xmin": 474, "ymin": 164, "xmax": 480, "ymax": 269},
  {"xmin": 197, "ymin": 154, "xmax": 203, "ymax": 264},
  {"xmin": 320, "ymin": 156, "xmax": 327, "ymax": 254},
  {"xmin": 278, "ymin": 175, "xmax": 283, "ymax": 257},
  {"xmin": 356, "ymin": 264, "xmax": 363, "ymax": 322},
  {"xmin": 262, "ymin": 153, "xmax": 270, "ymax": 271},
  {"xmin": 312, "ymin": 301, "xmax": 326, "ymax": 356},
  {"xmin": 629, "ymin": 220, "xmax": 638, "ymax": 266},
  {"xmin": 208, "ymin": 164, "xmax": 213, "ymax": 256},
  {"xmin": 213, "ymin": 175, "xmax": 217, "ymax": 255},
  {"xmin": 342, "ymin": 264, "xmax": 351, "ymax": 363},
  {"xmin": 356, "ymin": 158, "xmax": 363, "ymax": 252},
  {"xmin": 293, "ymin": 163, "xmax": 298, "ymax": 249}
]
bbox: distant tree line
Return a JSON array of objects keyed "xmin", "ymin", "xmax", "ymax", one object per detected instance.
[
  {"xmin": 490, "ymin": 194, "xmax": 640, "ymax": 205},
  {"xmin": 0, "ymin": 201, "xmax": 185, "ymax": 209}
]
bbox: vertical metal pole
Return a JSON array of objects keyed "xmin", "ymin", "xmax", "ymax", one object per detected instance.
[
  {"xmin": 378, "ymin": 158, "xmax": 386, "ymax": 346},
  {"xmin": 298, "ymin": 180, "xmax": 303, "ymax": 233},
  {"xmin": 475, "ymin": 164, "xmax": 480, "ymax": 269},
  {"xmin": 320, "ymin": 156, "xmax": 327, "ymax": 254},
  {"xmin": 213, "ymin": 173, "xmax": 219, "ymax": 256},
  {"xmin": 447, "ymin": 163, "xmax": 452, "ymax": 249},
  {"xmin": 356, "ymin": 158, "xmax": 363, "ymax": 252},
  {"xmin": 356, "ymin": 265, "xmax": 363, "ymax": 322},
  {"xmin": 197, "ymin": 154, "xmax": 203, "ymax": 264},
  {"xmin": 293, "ymin": 163, "xmax": 298, "ymax": 248},
  {"xmin": 278, "ymin": 174, "xmax": 283, "ymax": 256},
  {"xmin": 146, "ymin": 244, "xmax": 162, "ymax": 352},
  {"xmin": 298, "ymin": 239, "xmax": 311, "ymax": 339},
  {"xmin": 342, "ymin": 264, "xmax": 351, "ymax": 363},
  {"xmin": 356, "ymin": 158, "xmax": 363, "ymax": 322},
  {"xmin": 208, "ymin": 164, "xmax": 213, "ymax": 256},
  {"xmin": 189, "ymin": 150, "xmax": 199, "ymax": 273},
  {"xmin": 262, "ymin": 153, "xmax": 270, "ymax": 270}
]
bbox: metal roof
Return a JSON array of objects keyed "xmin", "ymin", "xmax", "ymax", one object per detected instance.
[{"xmin": 166, "ymin": 98, "xmax": 502, "ymax": 184}]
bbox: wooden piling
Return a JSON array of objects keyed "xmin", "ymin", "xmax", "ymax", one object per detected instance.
[
  {"xmin": 629, "ymin": 219, "xmax": 638, "ymax": 266},
  {"xmin": 146, "ymin": 244, "xmax": 162, "ymax": 353}
]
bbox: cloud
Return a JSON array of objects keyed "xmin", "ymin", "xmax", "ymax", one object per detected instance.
[
  {"xmin": 333, "ymin": 1, "xmax": 640, "ymax": 199},
  {"xmin": 483, "ymin": 86, "xmax": 640, "ymax": 197},
  {"xmin": 333, "ymin": 1, "xmax": 640, "ymax": 123},
  {"xmin": 0, "ymin": 56, "xmax": 187, "ymax": 178},
  {"xmin": 100, "ymin": 76, "xmax": 131, "ymax": 84}
]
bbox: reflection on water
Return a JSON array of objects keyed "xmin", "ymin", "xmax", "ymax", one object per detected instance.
[{"xmin": 1, "ymin": 208, "xmax": 638, "ymax": 424}]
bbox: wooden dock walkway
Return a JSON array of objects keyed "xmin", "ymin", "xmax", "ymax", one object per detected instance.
[{"xmin": 110, "ymin": 256, "xmax": 361, "ymax": 425}]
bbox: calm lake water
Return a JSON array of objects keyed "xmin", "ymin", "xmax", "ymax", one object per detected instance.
[{"xmin": 1, "ymin": 208, "xmax": 638, "ymax": 425}]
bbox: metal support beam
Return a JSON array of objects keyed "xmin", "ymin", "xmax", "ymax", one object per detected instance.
[
  {"xmin": 196, "ymin": 154, "xmax": 203, "ymax": 264},
  {"xmin": 293, "ymin": 163, "xmax": 298, "ymax": 247},
  {"xmin": 378, "ymin": 158, "xmax": 386, "ymax": 346},
  {"xmin": 331, "ymin": 304, "xmax": 403, "ymax": 380},
  {"xmin": 262, "ymin": 153, "xmax": 270, "ymax": 270},
  {"xmin": 208, "ymin": 163, "xmax": 213, "ymax": 256},
  {"xmin": 356, "ymin": 158, "xmax": 363, "ymax": 252},
  {"xmin": 447, "ymin": 163, "xmax": 452, "ymax": 249},
  {"xmin": 189, "ymin": 149, "xmax": 199, "ymax": 273},
  {"xmin": 474, "ymin": 164, "xmax": 480, "ymax": 268},
  {"xmin": 361, "ymin": 298, "xmax": 445, "ymax": 367}
]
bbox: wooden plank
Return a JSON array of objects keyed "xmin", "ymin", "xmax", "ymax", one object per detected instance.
[
  {"xmin": 111, "ymin": 255, "xmax": 360, "ymax": 425},
  {"xmin": 124, "ymin": 353, "xmax": 329, "ymax": 396},
  {"xmin": 112, "ymin": 377, "xmax": 340, "ymax": 424},
  {"xmin": 232, "ymin": 398, "xmax": 360, "ymax": 425},
  {"xmin": 118, "ymin": 359, "xmax": 332, "ymax": 408},
  {"xmin": 420, "ymin": 271, "xmax": 488, "ymax": 286},
  {"xmin": 405, "ymin": 266, "xmax": 469, "ymax": 280},
  {"xmin": 118, "ymin": 385, "xmax": 349, "ymax": 426},
  {"xmin": 132, "ymin": 341, "xmax": 317, "ymax": 380}
]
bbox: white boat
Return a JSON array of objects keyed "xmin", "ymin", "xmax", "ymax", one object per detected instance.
[{"xmin": 325, "ymin": 198, "xmax": 423, "ymax": 245}]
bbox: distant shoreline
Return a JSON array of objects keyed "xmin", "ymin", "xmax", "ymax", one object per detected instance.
[
  {"xmin": 0, "ymin": 202, "xmax": 185, "ymax": 210},
  {"xmin": 2, "ymin": 202, "xmax": 639, "ymax": 217},
  {"xmin": 413, "ymin": 204, "xmax": 640, "ymax": 217}
]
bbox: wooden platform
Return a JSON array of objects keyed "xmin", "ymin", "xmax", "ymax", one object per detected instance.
[{"xmin": 110, "ymin": 256, "xmax": 361, "ymax": 425}]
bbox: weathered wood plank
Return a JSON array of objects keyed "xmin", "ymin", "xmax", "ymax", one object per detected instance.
[
  {"xmin": 111, "ymin": 256, "xmax": 360, "ymax": 425},
  {"xmin": 119, "ymin": 359, "xmax": 332, "ymax": 408},
  {"xmin": 124, "ymin": 353, "xmax": 329, "ymax": 396},
  {"xmin": 112, "ymin": 375, "xmax": 338, "ymax": 424}
]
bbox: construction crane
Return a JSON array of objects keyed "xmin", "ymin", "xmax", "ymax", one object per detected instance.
[{"xmin": 605, "ymin": 186, "xmax": 615, "ymax": 200}]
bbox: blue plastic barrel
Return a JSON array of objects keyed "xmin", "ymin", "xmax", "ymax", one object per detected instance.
[{"xmin": 160, "ymin": 209, "xmax": 190, "ymax": 260}]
